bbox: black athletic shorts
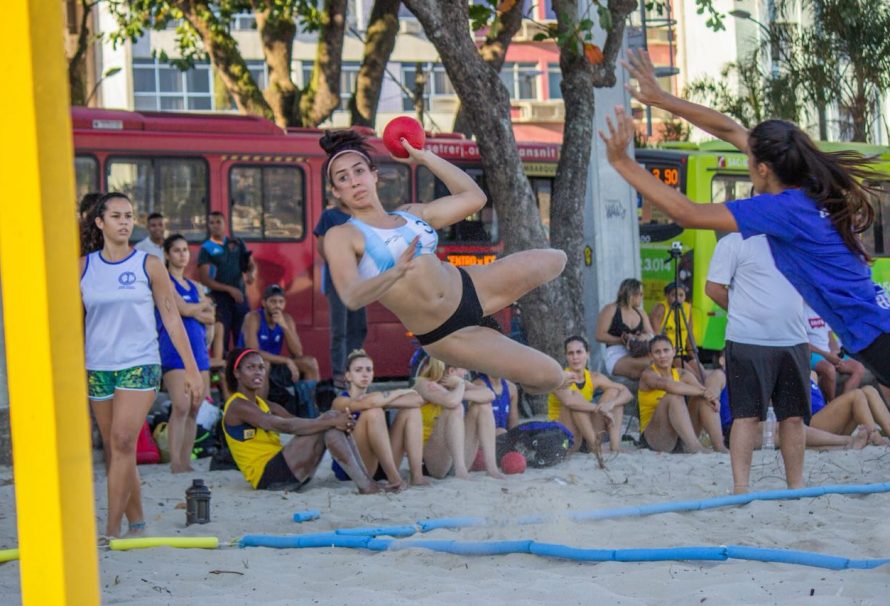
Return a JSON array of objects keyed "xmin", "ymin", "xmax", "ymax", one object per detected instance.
[
  {"xmin": 415, "ymin": 267, "xmax": 484, "ymax": 346},
  {"xmin": 256, "ymin": 451, "xmax": 309, "ymax": 491},
  {"xmin": 725, "ymin": 341, "xmax": 810, "ymax": 422},
  {"xmin": 852, "ymin": 331, "xmax": 890, "ymax": 387}
]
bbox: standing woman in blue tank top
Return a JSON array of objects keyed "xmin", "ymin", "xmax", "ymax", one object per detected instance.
[
  {"xmin": 602, "ymin": 50, "xmax": 890, "ymax": 388},
  {"xmin": 321, "ymin": 130, "xmax": 570, "ymax": 395},
  {"xmin": 161, "ymin": 234, "xmax": 215, "ymax": 473},
  {"xmin": 80, "ymin": 194, "xmax": 203, "ymax": 538}
]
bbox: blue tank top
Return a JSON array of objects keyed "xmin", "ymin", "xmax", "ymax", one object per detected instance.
[
  {"xmin": 237, "ymin": 310, "xmax": 284, "ymax": 355},
  {"xmin": 157, "ymin": 275, "xmax": 210, "ymax": 372},
  {"xmin": 809, "ymin": 379, "xmax": 826, "ymax": 416},
  {"xmin": 350, "ymin": 210, "xmax": 438, "ymax": 279},
  {"xmin": 478, "ymin": 374, "xmax": 511, "ymax": 430}
]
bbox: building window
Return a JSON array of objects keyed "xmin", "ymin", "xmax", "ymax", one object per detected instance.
[
  {"xmin": 231, "ymin": 13, "xmax": 258, "ymax": 30},
  {"xmin": 401, "ymin": 63, "xmax": 455, "ymax": 111},
  {"xmin": 133, "ymin": 58, "xmax": 214, "ymax": 111},
  {"xmin": 106, "ymin": 157, "xmax": 209, "ymax": 242},
  {"xmin": 544, "ymin": 0, "xmax": 557, "ymax": 19},
  {"xmin": 547, "ymin": 65, "xmax": 562, "ymax": 100},
  {"xmin": 230, "ymin": 165, "xmax": 305, "ymax": 240},
  {"xmin": 500, "ymin": 62, "xmax": 539, "ymax": 100},
  {"xmin": 340, "ymin": 62, "xmax": 360, "ymax": 109}
]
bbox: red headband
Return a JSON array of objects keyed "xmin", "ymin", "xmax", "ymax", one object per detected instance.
[{"xmin": 234, "ymin": 349, "xmax": 258, "ymax": 371}]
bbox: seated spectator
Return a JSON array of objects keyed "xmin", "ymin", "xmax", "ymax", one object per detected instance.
[
  {"xmin": 332, "ymin": 350, "xmax": 425, "ymax": 489},
  {"xmin": 804, "ymin": 303, "xmax": 865, "ymax": 401},
  {"xmin": 547, "ymin": 336, "xmax": 631, "ymax": 454},
  {"xmin": 414, "ymin": 358, "xmax": 504, "ymax": 479},
  {"xmin": 240, "ymin": 284, "xmax": 320, "ymax": 417},
  {"xmin": 595, "ymin": 278, "xmax": 655, "ymax": 379},
  {"xmin": 809, "ymin": 380, "xmax": 890, "ymax": 446},
  {"xmin": 637, "ymin": 336, "xmax": 727, "ymax": 453},
  {"xmin": 648, "ymin": 281, "xmax": 705, "ymax": 380},
  {"xmin": 208, "ymin": 313, "xmax": 229, "ymax": 401},
  {"xmin": 474, "ymin": 371, "xmax": 518, "ymax": 435},
  {"xmin": 221, "ymin": 348, "xmax": 377, "ymax": 493}
]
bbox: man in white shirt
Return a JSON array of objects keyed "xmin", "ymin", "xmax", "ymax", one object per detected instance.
[
  {"xmin": 706, "ymin": 233, "xmax": 809, "ymax": 494},
  {"xmin": 135, "ymin": 212, "xmax": 165, "ymax": 259}
]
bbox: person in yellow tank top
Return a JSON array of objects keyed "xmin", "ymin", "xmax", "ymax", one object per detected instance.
[
  {"xmin": 637, "ymin": 336, "xmax": 728, "ymax": 454},
  {"xmin": 648, "ymin": 282, "xmax": 705, "ymax": 380},
  {"xmin": 222, "ymin": 348, "xmax": 378, "ymax": 492},
  {"xmin": 413, "ymin": 357, "xmax": 505, "ymax": 479},
  {"xmin": 547, "ymin": 336, "xmax": 632, "ymax": 454}
]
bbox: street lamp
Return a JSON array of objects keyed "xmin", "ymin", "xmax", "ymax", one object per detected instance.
[{"xmin": 729, "ymin": 8, "xmax": 778, "ymax": 77}]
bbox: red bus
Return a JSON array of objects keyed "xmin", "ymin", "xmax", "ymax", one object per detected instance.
[{"xmin": 72, "ymin": 107, "xmax": 560, "ymax": 379}]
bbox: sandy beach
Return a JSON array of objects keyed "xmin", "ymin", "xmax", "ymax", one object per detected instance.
[{"xmin": 1, "ymin": 439, "xmax": 889, "ymax": 605}]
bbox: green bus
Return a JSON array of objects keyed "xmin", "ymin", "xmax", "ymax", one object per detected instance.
[{"xmin": 636, "ymin": 140, "xmax": 890, "ymax": 357}]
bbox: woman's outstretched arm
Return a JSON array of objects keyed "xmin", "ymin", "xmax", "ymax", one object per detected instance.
[
  {"xmin": 624, "ymin": 49, "xmax": 750, "ymax": 152},
  {"xmin": 600, "ymin": 107, "xmax": 738, "ymax": 232}
]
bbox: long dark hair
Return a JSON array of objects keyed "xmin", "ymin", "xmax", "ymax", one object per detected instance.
[
  {"xmin": 748, "ymin": 120, "xmax": 879, "ymax": 261},
  {"xmin": 162, "ymin": 233, "xmax": 188, "ymax": 268},
  {"xmin": 615, "ymin": 278, "xmax": 643, "ymax": 307},
  {"xmin": 79, "ymin": 192, "xmax": 132, "ymax": 255},
  {"xmin": 320, "ymin": 129, "xmax": 376, "ymax": 181}
]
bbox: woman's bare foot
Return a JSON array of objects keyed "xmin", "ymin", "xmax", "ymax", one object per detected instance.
[
  {"xmin": 125, "ymin": 521, "xmax": 146, "ymax": 537},
  {"xmin": 170, "ymin": 463, "xmax": 194, "ymax": 474},
  {"xmin": 868, "ymin": 428, "xmax": 890, "ymax": 446},
  {"xmin": 453, "ymin": 469, "xmax": 471, "ymax": 480},
  {"xmin": 410, "ymin": 475, "xmax": 431, "ymax": 487},
  {"xmin": 486, "ymin": 469, "xmax": 507, "ymax": 480},
  {"xmin": 384, "ymin": 479, "xmax": 408, "ymax": 493},
  {"xmin": 849, "ymin": 426, "xmax": 869, "ymax": 450},
  {"xmin": 358, "ymin": 481, "xmax": 382, "ymax": 495}
]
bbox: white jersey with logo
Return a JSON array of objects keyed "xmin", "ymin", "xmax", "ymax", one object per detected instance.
[
  {"xmin": 803, "ymin": 303, "xmax": 832, "ymax": 351},
  {"xmin": 81, "ymin": 249, "xmax": 161, "ymax": 370},
  {"xmin": 349, "ymin": 210, "xmax": 438, "ymax": 280}
]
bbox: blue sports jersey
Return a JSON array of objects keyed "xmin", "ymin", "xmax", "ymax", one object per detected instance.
[
  {"xmin": 157, "ymin": 275, "xmax": 210, "ymax": 372},
  {"xmin": 478, "ymin": 374, "xmax": 511, "ymax": 430},
  {"xmin": 726, "ymin": 189, "xmax": 890, "ymax": 353},
  {"xmin": 809, "ymin": 379, "xmax": 826, "ymax": 416},
  {"xmin": 237, "ymin": 310, "xmax": 284, "ymax": 355}
]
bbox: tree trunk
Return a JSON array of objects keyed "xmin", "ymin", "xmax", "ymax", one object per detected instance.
[
  {"xmin": 349, "ymin": 0, "xmax": 401, "ymax": 127},
  {"xmin": 549, "ymin": 0, "xmax": 637, "ymax": 340},
  {"xmin": 176, "ymin": 0, "xmax": 273, "ymax": 120},
  {"xmin": 403, "ymin": 0, "xmax": 566, "ymax": 366},
  {"xmin": 451, "ymin": 0, "xmax": 524, "ymax": 137},
  {"xmin": 67, "ymin": 0, "xmax": 93, "ymax": 106},
  {"xmin": 299, "ymin": 0, "xmax": 348, "ymax": 127},
  {"xmin": 254, "ymin": 4, "xmax": 301, "ymax": 128}
]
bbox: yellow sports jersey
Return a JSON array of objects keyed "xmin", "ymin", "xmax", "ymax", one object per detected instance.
[
  {"xmin": 222, "ymin": 391, "xmax": 282, "ymax": 488},
  {"xmin": 638, "ymin": 366, "xmax": 680, "ymax": 433},
  {"xmin": 547, "ymin": 368, "xmax": 598, "ymax": 421},
  {"xmin": 660, "ymin": 300, "xmax": 692, "ymax": 354},
  {"xmin": 421, "ymin": 402, "xmax": 442, "ymax": 443}
]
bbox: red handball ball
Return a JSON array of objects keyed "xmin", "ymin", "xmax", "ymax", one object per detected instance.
[
  {"xmin": 383, "ymin": 116, "xmax": 425, "ymax": 158},
  {"xmin": 500, "ymin": 451, "xmax": 527, "ymax": 475}
]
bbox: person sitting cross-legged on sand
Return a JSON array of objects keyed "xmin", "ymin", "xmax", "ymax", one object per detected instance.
[
  {"xmin": 473, "ymin": 371, "xmax": 518, "ymax": 435},
  {"xmin": 547, "ymin": 335, "xmax": 631, "ymax": 454},
  {"xmin": 595, "ymin": 278, "xmax": 656, "ymax": 380},
  {"xmin": 414, "ymin": 358, "xmax": 504, "ymax": 479},
  {"xmin": 637, "ymin": 335, "xmax": 728, "ymax": 453},
  {"xmin": 331, "ymin": 349, "xmax": 426, "ymax": 489},
  {"xmin": 221, "ymin": 348, "xmax": 378, "ymax": 493}
]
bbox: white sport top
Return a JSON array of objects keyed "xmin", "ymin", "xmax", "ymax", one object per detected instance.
[
  {"xmin": 350, "ymin": 210, "xmax": 438, "ymax": 279},
  {"xmin": 81, "ymin": 249, "xmax": 161, "ymax": 370}
]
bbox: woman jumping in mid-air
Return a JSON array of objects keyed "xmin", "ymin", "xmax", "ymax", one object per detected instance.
[
  {"xmin": 600, "ymin": 49, "xmax": 890, "ymax": 387},
  {"xmin": 321, "ymin": 130, "xmax": 568, "ymax": 393}
]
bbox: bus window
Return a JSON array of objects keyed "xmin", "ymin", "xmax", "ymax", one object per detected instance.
[
  {"xmin": 376, "ymin": 163, "xmax": 410, "ymax": 211},
  {"xmin": 417, "ymin": 165, "xmax": 496, "ymax": 243},
  {"xmin": 862, "ymin": 181, "xmax": 890, "ymax": 257},
  {"xmin": 75, "ymin": 155, "xmax": 98, "ymax": 202},
  {"xmin": 107, "ymin": 157, "xmax": 208, "ymax": 242},
  {"xmin": 230, "ymin": 165, "xmax": 304, "ymax": 240},
  {"xmin": 711, "ymin": 174, "xmax": 753, "ymax": 203}
]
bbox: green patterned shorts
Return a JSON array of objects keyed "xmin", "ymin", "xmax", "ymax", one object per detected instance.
[{"xmin": 87, "ymin": 365, "xmax": 162, "ymax": 401}]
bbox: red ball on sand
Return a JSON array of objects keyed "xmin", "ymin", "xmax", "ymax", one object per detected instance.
[
  {"xmin": 471, "ymin": 449, "xmax": 486, "ymax": 472},
  {"xmin": 383, "ymin": 116, "xmax": 425, "ymax": 158},
  {"xmin": 500, "ymin": 451, "xmax": 527, "ymax": 475}
]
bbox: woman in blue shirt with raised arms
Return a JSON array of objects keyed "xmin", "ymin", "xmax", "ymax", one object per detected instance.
[{"xmin": 600, "ymin": 50, "xmax": 890, "ymax": 386}]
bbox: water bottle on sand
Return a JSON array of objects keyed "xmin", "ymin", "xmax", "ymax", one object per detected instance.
[{"xmin": 762, "ymin": 405, "xmax": 777, "ymax": 450}]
